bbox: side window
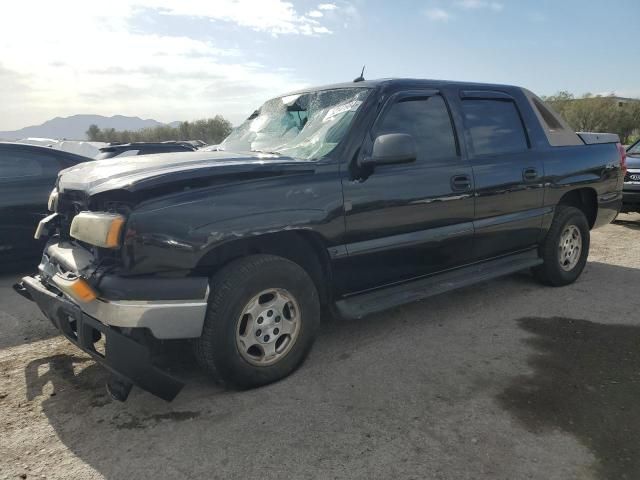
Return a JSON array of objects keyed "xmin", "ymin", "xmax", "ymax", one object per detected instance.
[
  {"xmin": 461, "ymin": 99, "xmax": 528, "ymax": 156},
  {"xmin": 376, "ymin": 95, "xmax": 457, "ymax": 163},
  {"xmin": 0, "ymin": 150, "xmax": 60, "ymax": 181}
]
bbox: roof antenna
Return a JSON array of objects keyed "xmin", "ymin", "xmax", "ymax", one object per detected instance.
[{"xmin": 353, "ymin": 65, "xmax": 365, "ymax": 83}]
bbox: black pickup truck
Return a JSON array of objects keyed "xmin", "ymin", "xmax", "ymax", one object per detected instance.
[{"xmin": 16, "ymin": 79, "xmax": 625, "ymax": 401}]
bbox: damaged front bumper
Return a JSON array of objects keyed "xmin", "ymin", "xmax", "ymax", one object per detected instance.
[
  {"xmin": 15, "ymin": 240, "xmax": 210, "ymax": 401},
  {"xmin": 16, "ymin": 276, "xmax": 183, "ymax": 401}
]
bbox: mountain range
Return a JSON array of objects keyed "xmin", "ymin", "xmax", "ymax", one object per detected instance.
[{"xmin": 0, "ymin": 115, "xmax": 179, "ymax": 141}]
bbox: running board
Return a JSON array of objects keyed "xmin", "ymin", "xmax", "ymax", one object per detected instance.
[{"xmin": 335, "ymin": 249, "xmax": 542, "ymax": 320}]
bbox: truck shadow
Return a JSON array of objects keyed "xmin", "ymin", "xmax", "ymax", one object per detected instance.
[
  {"xmin": 25, "ymin": 354, "xmax": 110, "ymax": 405},
  {"xmin": 497, "ymin": 317, "xmax": 640, "ymax": 480},
  {"xmin": 613, "ymin": 212, "xmax": 640, "ymax": 230},
  {"xmin": 0, "ymin": 264, "xmax": 62, "ymax": 349},
  {"xmin": 16, "ymin": 260, "xmax": 640, "ymax": 479}
]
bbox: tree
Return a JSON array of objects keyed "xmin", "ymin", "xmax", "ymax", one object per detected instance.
[
  {"xmin": 86, "ymin": 124, "xmax": 101, "ymax": 141},
  {"xmin": 544, "ymin": 92, "xmax": 640, "ymax": 144},
  {"xmin": 84, "ymin": 116, "xmax": 234, "ymax": 144}
]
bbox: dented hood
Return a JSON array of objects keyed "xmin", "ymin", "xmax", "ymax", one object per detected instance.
[{"xmin": 57, "ymin": 150, "xmax": 310, "ymax": 195}]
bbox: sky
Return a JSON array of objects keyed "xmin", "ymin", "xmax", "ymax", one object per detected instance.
[{"xmin": 1, "ymin": 0, "xmax": 638, "ymax": 130}]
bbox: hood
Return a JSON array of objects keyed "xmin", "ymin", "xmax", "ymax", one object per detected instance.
[{"xmin": 57, "ymin": 150, "xmax": 312, "ymax": 195}]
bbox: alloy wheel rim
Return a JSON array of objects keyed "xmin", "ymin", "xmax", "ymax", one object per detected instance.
[
  {"xmin": 235, "ymin": 288, "xmax": 300, "ymax": 366},
  {"xmin": 558, "ymin": 224, "xmax": 582, "ymax": 271}
]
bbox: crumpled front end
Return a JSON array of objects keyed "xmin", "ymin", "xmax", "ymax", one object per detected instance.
[
  {"xmin": 15, "ymin": 189, "xmax": 210, "ymax": 401},
  {"xmin": 16, "ymin": 274, "xmax": 184, "ymax": 401}
]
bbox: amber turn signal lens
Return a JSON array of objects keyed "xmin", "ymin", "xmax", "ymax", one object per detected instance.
[
  {"xmin": 105, "ymin": 216, "xmax": 125, "ymax": 249},
  {"xmin": 51, "ymin": 276, "xmax": 97, "ymax": 303},
  {"xmin": 68, "ymin": 278, "xmax": 97, "ymax": 303}
]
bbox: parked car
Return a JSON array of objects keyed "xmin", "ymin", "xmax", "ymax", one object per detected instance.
[
  {"xmin": 0, "ymin": 142, "xmax": 89, "ymax": 263},
  {"xmin": 15, "ymin": 79, "xmax": 624, "ymax": 401},
  {"xmin": 95, "ymin": 141, "xmax": 196, "ymax": 159},
  {"xmin": 621, "ymin": 139, "xmax": 640, "ymax": 213}
]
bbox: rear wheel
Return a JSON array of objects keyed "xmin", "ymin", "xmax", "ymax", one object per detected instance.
[
  {"xmin": 194, "ymin": 254, "xmax": 320, "ymax": 389},
  {"xmin": 532, "ymin": 206, "xmax": 590, "ymax": 286}
]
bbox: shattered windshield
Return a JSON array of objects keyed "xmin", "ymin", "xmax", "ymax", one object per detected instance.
[{"xmin": 219, "ymin": 87, "xmax": 371, "ymax": 160}]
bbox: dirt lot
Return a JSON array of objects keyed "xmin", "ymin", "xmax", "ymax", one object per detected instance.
[{"xmin": 1, "ymin": 214, "xmax": 640, "ymax": 480}]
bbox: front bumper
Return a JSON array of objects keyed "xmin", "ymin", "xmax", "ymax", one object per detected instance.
[
  {"xmin": 14, "ymin": 239, "xmax": 211, "ymax": 401},
  {"xmin": 16, "ymin": 275, "xmax": 183, "ymax": 401},
  {"xmin": 36, "ymin": 241, "xmax": 209, "ymax": 339}
]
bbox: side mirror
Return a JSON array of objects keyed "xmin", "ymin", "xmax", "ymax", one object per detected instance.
[{"xmin": 360, "ymin": 133, "xmax": 417, "ymax": 167}]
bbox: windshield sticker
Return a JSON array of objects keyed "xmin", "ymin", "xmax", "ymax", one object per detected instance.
[
  {"xmin": 219, "ymin": 87, "xmax": 370, "ymax": 160},
  {"xmin": 323, "ymin": 100, "xmax": 363, "ymax": 122},
  {"xmin": 281, "ymin": 94, "xmax": 302, "ymax": 105},
  {"xmin": 249, "ymin": 115, "xmax": 269, "ymax": 132}
]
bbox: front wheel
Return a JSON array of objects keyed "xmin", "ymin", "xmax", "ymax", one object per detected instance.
[
  {"xmin": 194, "ymin": 254, "xmax": 320, "ymax": 389},
  {"xmin": 532, "ymin": 205, "xmax": 590, "ymax": 286}
]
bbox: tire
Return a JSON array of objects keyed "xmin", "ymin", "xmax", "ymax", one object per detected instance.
[
  {"xmin": 194, "ymin": 254, "xmax": 320, "ymax": 389},
  {"xmin": 532, "ymin": 205, "xmax": 590, "ymax": 286}
]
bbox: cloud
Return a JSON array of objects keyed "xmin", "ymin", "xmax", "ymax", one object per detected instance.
[
  {"xmin": 308, "ymin": 10, "xmax": 324, "ymax": 18},
  {"xmin": 424, "ymin": 8, "xmax": 451, "ymax": 21},
  {"xmin": 0, "ymin": 1, "xmax": 330, "ymax": 130},
  {"xmin": 0, "ymin": 65, "xmax": 40, "ymax": 130},
  {"xmin": 138, "ymin": 0, "xmax": 335, "ymax": 36},
  {"xmin": 606, "ymin": 89, "xmax": 640, "ymax": 100},
  {"xmin": 456, "ymin": 0, "xmax": 503, "ymax": 11},
  {"xmin": 312, "ymin": 26, "xmax": 332, "ymax": 34}
]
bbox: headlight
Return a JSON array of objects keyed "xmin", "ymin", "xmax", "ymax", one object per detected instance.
[
  {"xmin": 70, "ymin": 212, "xmax": 126, "ymax": 249},
  {"xmin": 48, "ymin": 189, "xmax": 58, "ymax": 212}
]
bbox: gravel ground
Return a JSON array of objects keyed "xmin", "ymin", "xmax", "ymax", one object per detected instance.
[{"xmin": 1, "ymin": 213, "xmax": 640, "ymax": 480}]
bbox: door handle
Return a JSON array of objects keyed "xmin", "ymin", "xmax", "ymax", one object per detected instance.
[
  {"xmin": 451, "ymin": 174, "xmax": 472, "ymax": 191},
  {"xmin": 523, "ymin": 167, "xmax": 538, "ymax": 182}
]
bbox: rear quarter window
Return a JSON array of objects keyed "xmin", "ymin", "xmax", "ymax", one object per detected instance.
[
  {"xmin": 523, "ymin": 89, "xmax": 583, "ymax": 147},
  {"xmin": 532, "ymin": 97, "xmax": 563, "ymax": 130}
]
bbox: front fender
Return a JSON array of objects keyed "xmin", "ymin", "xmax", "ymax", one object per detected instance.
[{"xmin": 122, "ymin": 167, "xmax": 344, "ymax": 274}]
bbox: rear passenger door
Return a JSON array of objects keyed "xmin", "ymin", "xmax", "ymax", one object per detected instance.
[
  {"xmin": 457, "ymin": 90, "xmax": 545, "ymax": 260},
  {"xmin": 338, "ymin": 90, "xmax": 475, "ymax": 294}
]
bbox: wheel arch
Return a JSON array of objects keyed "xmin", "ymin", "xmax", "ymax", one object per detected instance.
[
  {"xmin": 193, "ymin": 230, "xmax": 332, "ymax": 305},
  {"xmin": 557, "ymin": 187, "xmax": 598, "ymax": 229}
]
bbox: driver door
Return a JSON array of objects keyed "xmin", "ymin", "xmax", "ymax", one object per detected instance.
[{"xmin": 336, "ymin": 90, "xmax": 475, "ymax": 294}]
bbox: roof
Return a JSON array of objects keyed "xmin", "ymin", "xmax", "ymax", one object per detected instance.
[
  {"xmin": 0, "ymin": 141, "xmax": 90, "ymax": 160},
  {"xmin": 282, "ymin": 77, "xmax": 520, "ymax": 97},
  {"xmin": 100, "ymin": 142, "xmax": 195, "ymax": 151}
]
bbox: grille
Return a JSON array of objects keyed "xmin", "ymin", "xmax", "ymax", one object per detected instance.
[
  {"xmin": 57, "ymin": 190, "xmax": 90, "ymax": 216},
  {"xmin": 627, "ymin": 172, "xmax": 640, "ymax": 182}
]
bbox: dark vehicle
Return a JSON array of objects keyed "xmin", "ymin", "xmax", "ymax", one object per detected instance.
[
  {"xmin": 16, "ymin": 79, "xmax": 624, "ymax": 401},
  {"xmin": 95, "ymin": 141, "xmax": 196, "ymax": 160},
  {"xmin": 0, "ymin": 143, "xmax": 88, "ymax": 263},
  {"xmin": 622, "ymin": 139, "xmax": 640, "ymax": 213}
]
